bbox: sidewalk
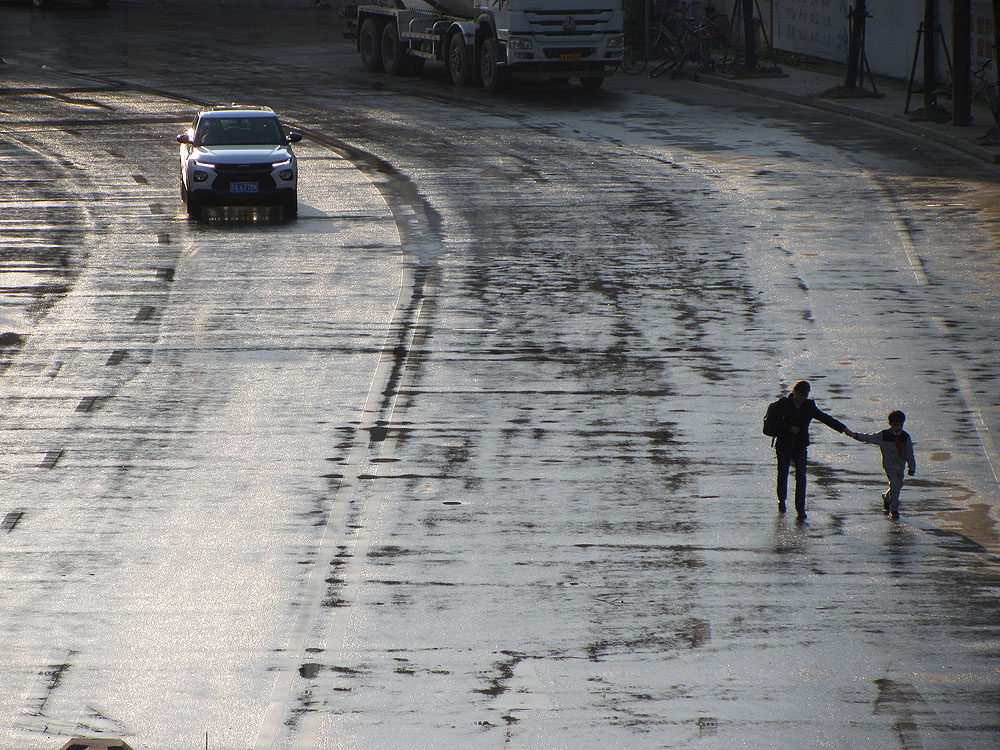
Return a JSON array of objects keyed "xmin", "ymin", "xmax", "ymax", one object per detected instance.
[{"xmin": 613, "ymin": 58, "xmax": 1000, "ymax": 165}]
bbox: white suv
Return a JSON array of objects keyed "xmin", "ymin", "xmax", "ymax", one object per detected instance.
[{"xmin": 177, "ymin": 105, "xmax": 301, "ymax": 220}]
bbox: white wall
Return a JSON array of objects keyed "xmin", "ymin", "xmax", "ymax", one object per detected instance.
[{"xmin": 710, "ymin": 0, "xmax": 996, "ymax": 83}]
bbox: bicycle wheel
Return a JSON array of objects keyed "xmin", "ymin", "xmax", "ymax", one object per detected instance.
[
  {"xmin": 690, "ymin": 32, "xmax": 713, "ymax": 72},
  {"xmin": 647, "ymin": 25, "xmax": 670, "ymax": 61},
  {"xmin": 698, "ymin": 34, "xmax": 715, "ymax": 73},
  {"xmin": 621, "ymin": 43, "xmax": 646, "ymax": 75},
  {"xmin": 971, "ymin": 80, "xmax": 1000, "ymax": 124},
  {"xmin": 926, "ymin": 90, "xmax": 952, "ymax": 123},
  {"xmin": 648, "ymin": 57, "xmax": 674, "ymax": 78},
  {"xmin": 671, "ymin": 49, "xmax": 692, "ymax": 79},
  {"xmin": 706, "ymin": 12, "xmax": 730, "ymax": 50},
  {"xmin": 647, "ymin": 25, "xmax": 681, "ymax": 78},
  {"xmin": 650, "ymin": 48, "xmax": 684, "ymax": 79}
]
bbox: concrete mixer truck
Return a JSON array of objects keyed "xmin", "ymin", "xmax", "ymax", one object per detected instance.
[{"xmin": 355, "ymin": 0, "xmax": 624, "ymax": 91}]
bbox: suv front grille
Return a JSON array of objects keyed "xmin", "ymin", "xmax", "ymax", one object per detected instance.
[{"xmin": 211, "ymin": 163, "xmax": 277, "ymax": 191}]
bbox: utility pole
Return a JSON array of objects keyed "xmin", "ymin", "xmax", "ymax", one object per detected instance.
[
  {"xmin": 995, "ymin": 1, "xmax": 1000, "ymax": 64},
  {"xmin": 986, "ymin": 0, "xmax": 1000, "ymax": 143},
  {"xmin": 923, "ymin": 0, "xmax": 937, "ymax": 111},
  {"xmin": 844, "ymin": 0, "xmax": 868, "ymax": 89},
  {"xmin": 953, "ymin": 0, "xmax": 971, "ymax": 125},
  {"xmin": 743, "ymin": 0, "xmax": 757, "ymax": 72}
]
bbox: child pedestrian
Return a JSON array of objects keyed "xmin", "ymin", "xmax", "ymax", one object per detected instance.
[{"xmin": 848, "ymin": 410, "xmax": 916, "ymax": 519}]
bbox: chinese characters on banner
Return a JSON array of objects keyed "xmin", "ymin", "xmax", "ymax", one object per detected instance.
[
  {"xmin": 971, "ymin": 0, "xmax": 995, "ymax": 88},
  {"xmin": 773, "ymin": 0, "xmax": 850, "ymax": 62}
]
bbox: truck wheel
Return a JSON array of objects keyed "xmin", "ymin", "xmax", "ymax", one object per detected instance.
[
  {"xmin": 381, "ymin": 23, "xmax": 407, "ymax": 76},
  {"xmin": 580, "ymin": 76, "xmax": 604, "ymax": 91},
  {"xmin": 480, "ymin": 37, "xmax": 508, "ymax": 92},
  {"xmin": 448, "ymin": 33, "xmax": 475, "ymax": 87},
  {"xmin": 359, "ymin": 18, "xmax": 385, "ymax": 73}
]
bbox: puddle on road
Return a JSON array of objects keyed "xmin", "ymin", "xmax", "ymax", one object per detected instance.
[{"xmin": 935, "ymin": 502, "xmax": 1000, "ymax": 565}]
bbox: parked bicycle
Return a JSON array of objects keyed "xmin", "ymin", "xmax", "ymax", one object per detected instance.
[
  {"xmin": 972, "ymin": 60, "xmax": 1000, "ymax": 125},
  {"xmin": 622, "ymin": 37, "xmax": 651, "ymax": 75},
  {"xmin": 925, "ymin": 58, "xmax": 998, "ymax": 124},
  {"xmin": 621, "ymin": 0, "xmax": 729, "ymax": 78},
  {"xmin": 649, "ymin": 13, "xmax": 716, "ymax": 78},
  {"xmin": 621, "ymin": 1, "xmax": 683, "ymax": 75}
]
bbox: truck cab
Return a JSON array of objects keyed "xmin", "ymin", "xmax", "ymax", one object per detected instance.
[{"xmin": 357, "ymin": 0, "xmax": 624, "ymax": 91}]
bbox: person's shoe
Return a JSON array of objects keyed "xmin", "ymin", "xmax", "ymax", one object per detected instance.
[
  {"xmin": 796, "ymin": 512, "xmax": 807, "ymax": 522},
  {"xmin": 890, "ymin": 512, "xmax": 900, "ymax": 520},
  {"xmin": 778, "ymin": 502, "xmax": 786, "ymax": 513},
  {"xmin": 883, "ymin": 507, "xmax": 890, "ymax": 516}
]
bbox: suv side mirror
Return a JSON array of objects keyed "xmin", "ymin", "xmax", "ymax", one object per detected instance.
[
  {"xmin": 286, "ymin": 132, "xmax": 303, "ymax": 143},
  {"xmin": 176, "ymin": 133, "xmax": 192, "ymax": 144}
]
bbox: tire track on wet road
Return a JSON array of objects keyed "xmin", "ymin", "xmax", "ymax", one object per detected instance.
[
  {"xmin": 2, "ymin": 75, "xmax": 443, "ymax": 747},
  {"xmin": 250, "ymin": 133, "xmax": 443, "ymax": 749},
  {"xmin": 253, "ymin": 259, "xmax": 435, "ymax": 750},
  {"xmin": 287, "ymin": 266, "xmax": 438, "ymax": 750}
]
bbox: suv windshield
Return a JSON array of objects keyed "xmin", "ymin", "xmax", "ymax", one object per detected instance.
[{"xmin": 196, "ymin": 116, "xmax": 284, "ymax": 146}]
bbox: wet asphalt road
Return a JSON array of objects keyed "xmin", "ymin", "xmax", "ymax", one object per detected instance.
[{"xmin": 1, "ymin": 2, "xmax": 1000, "ymax": 749}]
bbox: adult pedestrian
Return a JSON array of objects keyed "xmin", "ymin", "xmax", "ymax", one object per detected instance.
[{"xmin": 770, "ymin": 380, "xmax": 852, "ymax": 520}]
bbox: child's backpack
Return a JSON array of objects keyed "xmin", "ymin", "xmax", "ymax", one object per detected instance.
[{"xmin": 762, "ymin": 398, "xmax": 786, "ymax": 440}]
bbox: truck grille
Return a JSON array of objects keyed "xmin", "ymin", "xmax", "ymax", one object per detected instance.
[{"xmin": 524, "ymin": 9, "xmax": 615, "ymax": 36}]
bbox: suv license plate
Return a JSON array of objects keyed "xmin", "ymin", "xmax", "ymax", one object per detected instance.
[
  {"xmin": 230, "ymin": 181, "xmax": 259, "ymax": 194},
  {"xmin": 560, "ymin": 53, "xmax": 582, "ymax": 62}
]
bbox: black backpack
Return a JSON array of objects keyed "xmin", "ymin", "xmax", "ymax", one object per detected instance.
[{"xmin": 762, "ymin": 398, "xmax": 786, "ymax": 439}]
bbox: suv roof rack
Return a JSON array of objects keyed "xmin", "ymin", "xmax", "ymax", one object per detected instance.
[{"xmin": 207, "ymin": 104, "xmax": 274, "ymax": 112}]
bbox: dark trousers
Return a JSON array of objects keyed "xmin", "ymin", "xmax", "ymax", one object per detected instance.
[{"xmin": 776, "ymin": 445, "xmax": 808, "ymax": 515}]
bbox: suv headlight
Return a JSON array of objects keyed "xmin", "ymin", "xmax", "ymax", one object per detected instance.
[
  {"xmin": 193, "ymin": 170, "xmax": 210, "ymax": 182},
  {"xmin": 278, "ymin": 169, "xmax": 294, "ymax": 181}
]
